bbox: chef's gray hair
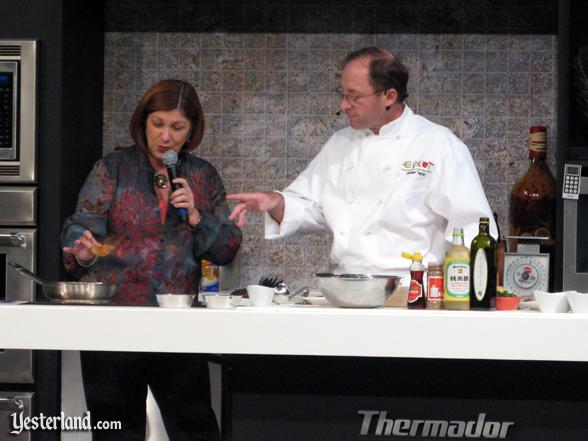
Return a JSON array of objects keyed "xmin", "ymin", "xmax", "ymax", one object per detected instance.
[{"xmin": 342, "ymin": 47, "xmax": 409, "ymax": 102}]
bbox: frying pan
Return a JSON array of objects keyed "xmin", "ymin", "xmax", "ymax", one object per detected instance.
[{"xmin": 8, "ymin": 262, "xmax": 117, "ymax": 303}]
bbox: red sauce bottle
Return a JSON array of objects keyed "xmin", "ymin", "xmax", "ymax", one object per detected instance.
[{"xmin": 402, "ymin": 252, "xmax": 426, "ymax": 309}]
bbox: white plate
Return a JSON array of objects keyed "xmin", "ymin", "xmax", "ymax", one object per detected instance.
[{"xmin": 302, "ymin": 296, "xmax": 330, "ymax": 306}]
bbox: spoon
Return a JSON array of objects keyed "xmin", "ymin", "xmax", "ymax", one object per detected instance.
[{"xmin": 273, "ymin": 282, "xmax": 290, "ymax": 304}]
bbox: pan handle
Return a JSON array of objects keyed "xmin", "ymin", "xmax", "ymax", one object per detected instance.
[{"xmin": 7, "ymin": 262, "xmax": 46, "ymax": 285}]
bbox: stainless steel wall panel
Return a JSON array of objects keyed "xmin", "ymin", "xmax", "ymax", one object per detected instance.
[{"xmin": 0, "ymin": 188, "xmax": 36, "ymax": 226}]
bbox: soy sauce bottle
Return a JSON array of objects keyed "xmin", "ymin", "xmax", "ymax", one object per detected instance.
[
  {"xmin": 402, "ymin": 252, "xmax": 426, "ymax": 309},
  {"xmin": 444, "ymin": 228, "xmax": 470, "ymax": 310}
]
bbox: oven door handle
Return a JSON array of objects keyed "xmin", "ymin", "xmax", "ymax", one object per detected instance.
[
  {"xmin": 0, "ymin": 397, "xmax": 24, "ymax": 411},
  {"xmin": 0, "ymin": 233, "xmax": 26, "ymax": 247}
]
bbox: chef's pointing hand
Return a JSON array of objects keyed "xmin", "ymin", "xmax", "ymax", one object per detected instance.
[{"xmin": 226, "ymin": 191, "xmax": 285, "ymax": 228}]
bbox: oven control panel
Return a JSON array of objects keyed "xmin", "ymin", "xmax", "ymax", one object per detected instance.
[
  {"xmin": 0, "ymin": 73, "xmax": 14, "ymax": 149},
  {"xmin": 562, "ymin": 163, "xmax": 582, "ymax": 200},
  {"xmin": 0, "ymin": 62, "xmax": 17, "ymax": 156}
]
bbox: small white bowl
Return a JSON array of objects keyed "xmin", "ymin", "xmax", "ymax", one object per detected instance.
[
  {"xmin": 566, "ymin": 291, "xmax": 588, "ymax": 313},
  {"xmin": 533, "ymin": 291, "xmax": 570, "ymax": 313},
  {"xmin": 156, "ymin": 294, "xmax": 195, "ymax": 308},
  {"xmin": 205, "ymin": 295, "xmax": 234, "ymax": 309},
  {"xmin": 230, "ymin": 295, "xmax": 243, "ymax": 307},
  {"xmin": 246, "ymin": 285, "xmax": 275, "ymax": 307}
]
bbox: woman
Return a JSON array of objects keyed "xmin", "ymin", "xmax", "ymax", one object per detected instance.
[{"xmin": 61, "ymin": 79, "xmax": 241, "ymax": 440}]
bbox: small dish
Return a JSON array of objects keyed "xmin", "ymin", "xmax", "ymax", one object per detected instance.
[
  {"xmin": 495, "ymin": 295, "xmax": 520, "ymax": 311},
  {"xmin": 156, "ymin": 294, "xmax": 195, "ymax": 308},
  {"xmin": 205, "ymin": 295, "xmax": 234, "ymax": 309},
  {"xmin": 566, "ymin": 291, "xmax": 588, "ymax": 313},
  {"xmin": 230, "ymin": 295, "xmax": 242, "ymax": 307},
  {"xmin": 246, "ymin": 285, "xmax": 275, "ymax": 307},
  {"xmin": 533, "ymin": 290, "xmax": 570, "ymax": 313},
  {"xmin": 303, "ymin": 296, "xmax": 330, "ymax": 306}
]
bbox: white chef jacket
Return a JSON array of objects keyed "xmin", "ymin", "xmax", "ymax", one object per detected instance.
[{"xmin": 265, "ymin": 105, "xmax": 497, "ymax": 278}]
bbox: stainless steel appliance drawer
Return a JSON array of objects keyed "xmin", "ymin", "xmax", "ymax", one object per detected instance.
[
  {"xmin": 0, "ymin": 392, "xmax": 32, "ymax": 440},
  {"xmin": 0, "ymin": 187, "xmax": 36, "ymax": 226}
]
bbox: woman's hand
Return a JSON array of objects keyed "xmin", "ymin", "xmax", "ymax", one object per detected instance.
[
  {"xmin": 171, "ymin": 177, "xmax": 201, "ymax": 227},
  {"xmin": 62, "ymin": 229, "xmax": 100, "ymax": 263}
]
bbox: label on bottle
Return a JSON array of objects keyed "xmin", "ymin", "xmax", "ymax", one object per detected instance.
[
  {"xmin": 200, "ymin": 259, "xmax": 219, "ymax": 292},
  {"xmin": 407, "ymin": 280, "xmax": 423, "ymax": 303},
  {"xmin": 427, "ymin": 276, "xmax": 444, "ymax": 301},
  {"xmin": 444, "ymin": 260, "xmax": 470, "ymax": 301},
  {"xmin": 473, "ymin": 249, "xmax": 488, "ymax": 301},
  {"xmin": 529, "ymin": 126, "xmax": 547, "ymax": 153}
]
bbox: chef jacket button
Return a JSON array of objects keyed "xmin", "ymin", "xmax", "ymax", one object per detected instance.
[
  {"xmin": 366, "ymin": 231, "xmax": 372, "ymax": 236},
  {"xmin": 339, "ymin": 231, "xmax": 346, "ymax": 236},
  {"xmin": 347, "ymin": 199, "xmax": 355, "ymax": 204},
  {"xmin": 377, "ymin": 199, "xmax": 383, "ymax": 205},
  {"xmin": 383, "ymin": 165, "xmax": 391, "ymax": 171}
]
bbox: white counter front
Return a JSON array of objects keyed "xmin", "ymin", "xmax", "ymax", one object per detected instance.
[{"xmin": 0, "ymin": 303, "xmax": 586, "ymax": 361}]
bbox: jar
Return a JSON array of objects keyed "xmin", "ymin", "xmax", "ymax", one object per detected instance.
[{"xmin": 427, "ymin": 262, "xmax": 444, "ymax": 310}]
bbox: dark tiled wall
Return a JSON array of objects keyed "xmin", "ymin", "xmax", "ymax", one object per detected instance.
[{"xmin": 103, "ymin": 0, "xmax": 558, "ymax": 289}]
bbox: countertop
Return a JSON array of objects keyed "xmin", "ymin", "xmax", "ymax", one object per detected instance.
[{"xmin": 1, "ymin": 302, "xmax": 586, "ymax": 362}]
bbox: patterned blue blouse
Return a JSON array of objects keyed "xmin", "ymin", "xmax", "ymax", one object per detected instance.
[{"xmin": 61, "ymin": 145, "xmax": 242, "ymax": 305}]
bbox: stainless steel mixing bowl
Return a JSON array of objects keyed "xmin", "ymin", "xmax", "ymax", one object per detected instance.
[{"xmin": 314, "ymin": 273, "xmax": 401, "ymax": 308}]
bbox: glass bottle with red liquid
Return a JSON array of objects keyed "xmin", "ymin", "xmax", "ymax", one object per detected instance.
[{"xmin": 402, "ymin": 251, "xmax": 426, "ymax": 309}]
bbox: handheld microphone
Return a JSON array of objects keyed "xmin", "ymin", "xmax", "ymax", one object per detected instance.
[{"xmin": 162, "ymin": 150, "xmax": 188, "ymax": 223}]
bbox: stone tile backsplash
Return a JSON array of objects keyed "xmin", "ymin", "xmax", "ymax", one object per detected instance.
[{"xmin": 103, "ymin": 0, "xmax": 558, "ymax": 290}]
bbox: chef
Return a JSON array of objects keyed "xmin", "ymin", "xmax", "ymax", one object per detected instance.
[{"xmin": 227, "ymin": 46, "xmax": 497, "ymax": 277}]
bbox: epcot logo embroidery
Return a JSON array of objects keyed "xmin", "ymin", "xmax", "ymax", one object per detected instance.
[{"xmin": 401, "ymin": 160, "xmax": 435, "ymax": 176}]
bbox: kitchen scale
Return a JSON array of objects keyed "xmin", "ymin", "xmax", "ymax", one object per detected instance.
[{"xmin": 504, "ymin": 236, "xmax": 550, "ymax": 297}]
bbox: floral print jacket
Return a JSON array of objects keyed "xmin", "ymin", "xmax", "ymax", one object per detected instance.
[{"xmin": 61, "ymin": 145, "xmax": 242, "ymax": 304}]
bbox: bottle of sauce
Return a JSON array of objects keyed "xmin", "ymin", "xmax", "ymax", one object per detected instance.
[
  {"xmin": 427, "ymin": 262, "xmax": 444, "ymax": 310},
  {"xmin": 444, "ymin": 228, "xmax": 470, "ymax": 310},
  {"xmin": 470, "ymin": 217, "xmax": 497, "ymax": 309},
  {"xmin": 401, "ymin": 251, "xmax": 426, "ymax": 309},
  {"xmin": 508, "ymin": 126, "xmax": 556, "ymax": 246}
]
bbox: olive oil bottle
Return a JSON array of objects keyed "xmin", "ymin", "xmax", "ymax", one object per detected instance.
[
  {"xmin": 470, "ymin": 217, "xmax": 497, "ymax": 309},
  {"xmin": 444, "ymin": 228, "xmax": 470, "ymax": 310}
]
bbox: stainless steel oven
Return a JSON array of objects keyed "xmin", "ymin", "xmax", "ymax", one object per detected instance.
[
  {"xmin": 0, "ymin": 40, "xmax": 38, "ymax": 441},
  {"xmin": 0, "ymin": 40, "xmax": 37, "ymax": 183}
]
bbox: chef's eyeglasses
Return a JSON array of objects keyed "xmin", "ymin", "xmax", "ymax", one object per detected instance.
[{"xmin": 335, "ymin": 87, "xmax": 385, "ymax": 105}]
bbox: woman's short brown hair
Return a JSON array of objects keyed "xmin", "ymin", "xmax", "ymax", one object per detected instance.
[{"xmin": 129, "ymin": 79, "xmax": 205, "ymax": 152}]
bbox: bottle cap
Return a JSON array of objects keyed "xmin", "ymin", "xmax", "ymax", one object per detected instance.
[{"xmin": 401, "ymin": 251, "xmax": 423, "ymax": 261}]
